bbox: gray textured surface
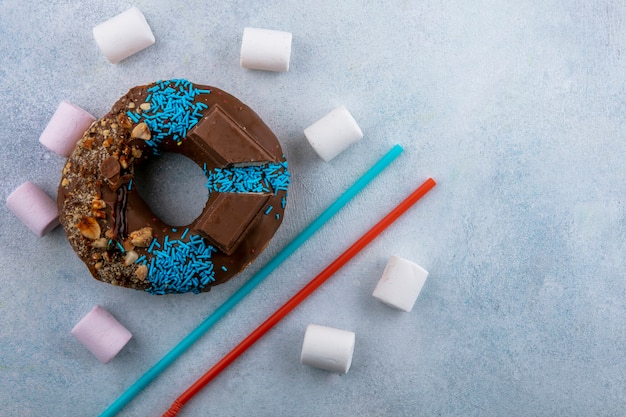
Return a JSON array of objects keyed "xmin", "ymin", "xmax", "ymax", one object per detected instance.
[{"xmin": 1, "ymin": 1, "xmax": 625, "ymax": 416}]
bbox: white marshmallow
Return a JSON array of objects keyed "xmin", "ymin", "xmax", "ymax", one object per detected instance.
[
  {"xmin": 39, "ymin": 101, "xmax": 96, "ymax": 157},
  {"xmin": 300, "ymin": 324, "xmax": 355, "ymax": 374},
  {"xmin": 6, "ymin": 181, "xmax": 59, "ymax": 237},
  {"xmin": 372, "ymin": 255, "xmax": 429, "ymax": 312},
  {"xmin": 240, "ymin": 27, "xmax": 292, "ymax": 72},
  {"xmin": 303, "ymin": 106, "xmax": 363, "ymax": 162},
  {"xmin": 93, "ymin": 7, "xmax": 155, "ymax": 64},
  {"xmin": 71, "ymin": 305, "xmax": 132, "ymax": 364}
]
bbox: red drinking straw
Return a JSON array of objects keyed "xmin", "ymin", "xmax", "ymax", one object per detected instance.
[{"xmin": 163, "ymin": 177, "xmax": 436, "ymax": 417}]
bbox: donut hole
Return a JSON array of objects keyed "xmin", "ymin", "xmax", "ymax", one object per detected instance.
[{"xmin": 134, "ymin": 152, "xmax": 208, "ymax": 227}]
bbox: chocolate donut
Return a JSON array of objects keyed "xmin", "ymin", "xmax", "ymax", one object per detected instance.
[{"xmin": 58, "ymin": 79, "xmax": 290, "ymax": 294}]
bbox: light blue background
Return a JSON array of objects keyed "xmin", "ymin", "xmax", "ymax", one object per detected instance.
[{"xmin": 1, "ymin": 1, "xmax": 625, "ymax": 416}]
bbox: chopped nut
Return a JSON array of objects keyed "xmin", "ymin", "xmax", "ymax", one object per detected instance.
[
  {"xmin": 91, "ymin": 199, "xmax": 106, "ymax": 210},
  {"xmin": 119, "ymin": 157, "xmax": 129, "ymax": 170},
  {"xmin": 128, "ymin": 102, "xmax": 136, "ymax": 109},
  {"xmin": 117, "ymin": 113, "xmax": 133, "ymax": 129},
  {"xmin": 62, "ymin": 162, "xmax": 72, "ymax": 175},
  {"xmin": 122, "ymin": 239, "xmax": 135, "ymax": 252},
  {"xmin": 94, "ymin": 262, "xmax": 103, "ymax": 270},
  {"xmin": 139, "ymin": 102, "xmax": 151, "ymax": 111},
  {"xmin": 131, "ymin": 147, "xmax": 143, "ymax": 159},
  {"xmin": 131, "ymin": 122, "xmax": 151, "ymax": 140},
  {"xmin": 129, "ymin": 227, "xmax": 153, "ymax": 247},
  {"xmin": 83, "ymin": 137, "xmax": 94, "ymax": 150},
  {"xmin": 92, "ymin": 237, "xmax": 108, "ymax": 248},
  {"xmin": 124, "ymin": 250, "xmax": 139, "ymax": 266},
  {"xmin": 61, "ymin": 178, "xmax": 69, "ymax": 187},
  {"xmin": 93, "ymin": 210, "xmax": 107, "ymax": 219},
  {"xmin": 135, "ymin": 264, "xmax": 148, "ymax": 281},
  {"xmin": 91, "ymin": 252, "xmax": 102, "ymax": 261},
  {"xmin": 102, "ymin": 138, "xmax": 112, "ymax": 148},
  {"xmin": 102, "ymin": 129, "xmax": 111, "ymax": 137},
  {"xmin": 105, "ymin": 229, "xmax": 115, "ymax": 239},
  {"xmin": 76, "ymin": 216, "xmax": 101, "ymax": 240}
]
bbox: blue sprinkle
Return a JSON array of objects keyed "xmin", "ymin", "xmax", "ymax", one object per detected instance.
[
  {"xmin": 205, "ymin": 162, "xmax": 290, "ymax": 195},
  {"xmin": 264, "ymin": 206, "xmax": 273, "ymax": 215},
  {"xmin": 145, "ymin": 233, "xmax": 217, "ymax": 295},
  {"xmin": 221, "ymin": 266, "xmax": 227, "ymax": 272},
  {"xmin": 127, "ymin": 111, "xmax": 141, "ymax": 123},
  {"xmin": 117, "ymin": 241, "xmax": 125, "ymax": 253},
  {"xmin": 147, "ymin": 238, "xmax": 158, "ymax": 253},
  {"xmin": 129, "ymin": 80, "xmax": 212, "ymax": 151}
]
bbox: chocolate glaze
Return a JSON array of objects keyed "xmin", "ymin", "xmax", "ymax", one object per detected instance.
[{"xmin": 57, "ymin": 81, "xmax": 288, "ymax": 293}]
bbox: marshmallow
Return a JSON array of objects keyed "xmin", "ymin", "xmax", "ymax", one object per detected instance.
[
  {"xmin": 240, "ymin": 27, "xmax": 292, "ymax": 72},
  {"xmin": 6, "ymin": 181, "xmax": 59, "ymax": 237},
  {"xmin": 93, "ymin": 7, "xmax": 155, "ymax": 64},
  {"xmin": 71, "ymin": 305, "xmax": 132, "ymax": 364},
  {"xmin": 300, "ymin": 324, "xmax": 355, "ymax": 374},
  {"xmin": 372, "ymin": 255, "xmax": 429, "ymax": 312},
  {"xmin": 39, "ymin": 101, "xmax": 96, "ymax": 157},
  {"xmin": 303, "ymin": 106, "xmax": 363, "ymax": 162}
]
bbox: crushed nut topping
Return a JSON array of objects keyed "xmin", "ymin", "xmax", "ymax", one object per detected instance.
[
  {"xmin": 76, "ymin": 216, "xmax": 101, "ymax": 240},
  {"xmin": 129, "ymin": 227, "xmax": 153, "ymax": 247},
  {"xmin": 135, "ymin": 264, "xmax": 148, "ymax": 281},
  {"xmin": 131, "ymin": 122, "xmax": 151, "ymax": 140},
  {"xmin": 124, "ymin": 250, "xmax": 139, "ymax": 266}
]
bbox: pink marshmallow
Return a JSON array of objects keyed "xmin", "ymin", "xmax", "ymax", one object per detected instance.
[
  {"xmin": 71, "ymin": 305, "xmax": 132, "ymax": 364},
  {"xmin": 6, "ymin": 181, "xmax": 59, "ymax": 237},
  {"xmin": 39, "ymin": 101, "xmax": 96, "ymax": 157}
]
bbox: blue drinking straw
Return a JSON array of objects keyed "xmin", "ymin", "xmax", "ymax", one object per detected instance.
[{"xmin": 100, "ymin": 144, "xmax": 404, "ymax": 417}]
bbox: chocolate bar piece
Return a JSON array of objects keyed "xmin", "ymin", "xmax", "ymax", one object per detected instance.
[
  {"xmin": 189, "ymin": 105, "xmax": 276, "ymax": 166},
  {"xmin": 195, "ymin": 192, "xmax": 272, "ymax": 255}
]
